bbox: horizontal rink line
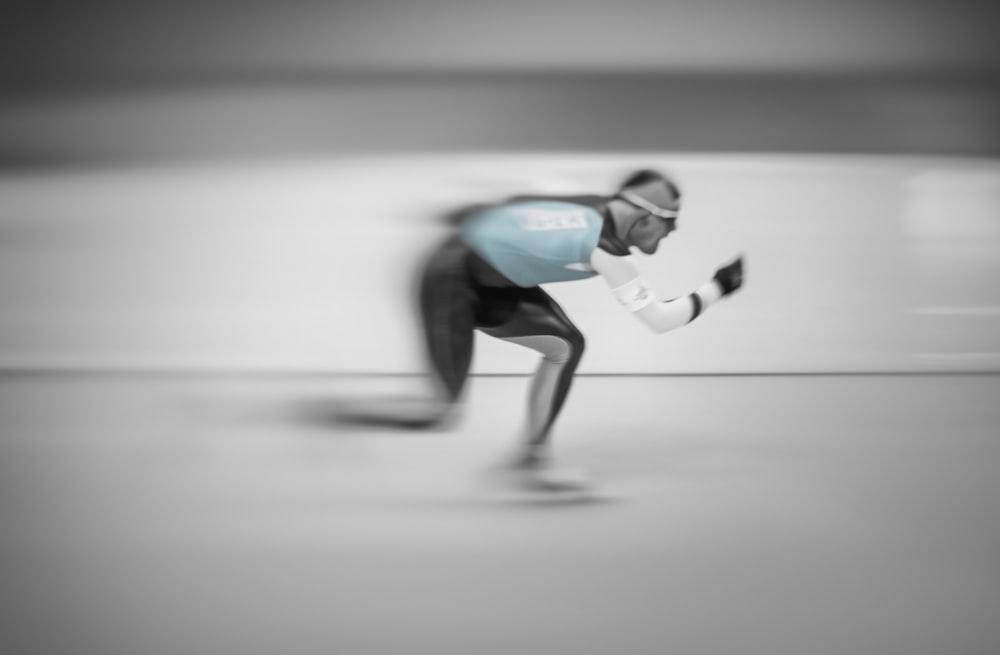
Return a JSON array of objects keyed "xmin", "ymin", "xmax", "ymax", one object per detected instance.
[
  {"xmin": 911, "ymin": 306, "xmax": 1000, "ymax": 316},
  {"xmin": 1, "ymin": 369, "xmax": 1000, "ymax": 379},
  {"xmin": 915, "ymin": 353, "xmax": 1000, "ymax": 359}
]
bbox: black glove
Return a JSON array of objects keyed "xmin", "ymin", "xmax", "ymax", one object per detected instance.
[{"xmin": 713, "ymin": 256, "xmax": 744, "ymax": 296}]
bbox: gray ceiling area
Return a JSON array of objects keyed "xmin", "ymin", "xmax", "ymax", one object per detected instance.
[{"xmin": 2, "ymin": 0, "xmax": 999, "ymax": 163}]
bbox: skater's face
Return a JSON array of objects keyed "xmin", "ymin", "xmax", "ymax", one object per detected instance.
[
  {"xmin": 620, "ymin": 182, "xmax": 681, "ymax": 254},
  {"xmin": 627, "ymin": 212, "xmax": 677, "ymax": 254}
]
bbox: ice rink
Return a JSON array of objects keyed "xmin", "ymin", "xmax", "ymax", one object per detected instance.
[{"xmin": 2, "ymin": 372, "xmax": 998, "ymax": 655}]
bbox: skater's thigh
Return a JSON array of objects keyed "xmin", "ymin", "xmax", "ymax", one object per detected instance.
[
  {"xmin": 478, "ymin": 286, "xmax": 581, "ymax": 343},
  {"xmin": 418, "ymin": 240, "xmax": 477, "ymax": 398}
]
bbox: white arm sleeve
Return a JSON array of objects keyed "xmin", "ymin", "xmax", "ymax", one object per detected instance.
[{"xmin": 590, "ymin": 248, "xmax": 724, "ymax": 334}]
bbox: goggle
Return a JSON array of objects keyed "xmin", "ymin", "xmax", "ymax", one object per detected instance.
[{"xmin": 618, "ymin": 189, "xmax": 680, "ymax": 219}]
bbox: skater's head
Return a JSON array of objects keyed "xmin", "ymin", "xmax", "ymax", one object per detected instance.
[{"xmin": 612, "ymin": 169, "xmax": 681, "ymax": 255}]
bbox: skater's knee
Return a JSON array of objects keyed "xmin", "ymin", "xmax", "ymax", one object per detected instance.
[
  {"xmin": 509, "ymin": 331, "xmax": 585, "ymax": 365},
  {"xmin": 553, "ymin": 328, "xmax": 585, "ymax": 366},
  {"xmin": 565, "ymin": 327, "xmax": 585, "ymax": 361}
]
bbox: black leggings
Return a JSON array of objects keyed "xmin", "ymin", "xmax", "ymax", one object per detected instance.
[{"xmin": 419, "ymin": 238, "xmax": 585, "ymax": 441}]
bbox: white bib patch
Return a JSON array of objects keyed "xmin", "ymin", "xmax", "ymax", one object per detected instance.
[{"xmin": 513, "ymin": 208, "xmax": 589, "ymax": 231}]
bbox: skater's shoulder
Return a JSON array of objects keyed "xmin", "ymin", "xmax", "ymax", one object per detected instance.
[
  {"xmin": 503, "ymin": 193, "xmax": 609, "ymax": 211},
  {"xmin": 443, "ymin": 195, "xmax": 610, "ymax": 230}
]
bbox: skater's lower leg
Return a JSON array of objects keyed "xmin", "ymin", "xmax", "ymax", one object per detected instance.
[
  {"xmin": 504, "ymin": 349, "xmax": 592, "ymax": 493},
  {"xmin": 327, "ymin": 368, "xmax": 463, "ymax": 430},
  {"xmin": 502, "ymin": 333, "xmax": 582, "ymax": 463}
]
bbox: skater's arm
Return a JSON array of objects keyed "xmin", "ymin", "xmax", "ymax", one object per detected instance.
[{"xmin": 590, "ymin": 248, "xmax": 743, "ymax": 334}]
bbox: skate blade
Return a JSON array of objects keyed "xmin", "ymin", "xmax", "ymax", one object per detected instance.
[{"xmin": 481, "ymin": 478, "xmax": 621, "ymax": 505}]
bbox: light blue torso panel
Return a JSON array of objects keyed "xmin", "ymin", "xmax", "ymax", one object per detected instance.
[{"xmin": 458, "ymin": 201, "xmax": 604, "ymax": 287}]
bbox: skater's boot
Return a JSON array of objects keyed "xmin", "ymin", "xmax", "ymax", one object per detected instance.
[{"xmin": 499, "ymin": 446, "xmax": 594, "ymax": 493}]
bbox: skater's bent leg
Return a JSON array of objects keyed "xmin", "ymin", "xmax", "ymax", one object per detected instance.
[
  {"xmin": 480, "ymin": 287, "xmax": 585, "ymax": 460},
  {"xmin": 504, "ymin": 333, "xmax": 584, "ymax": 451},
  {"xmin": 415, "ymin": 241, "xmax": 476, "ymax": 425},
  {"xmin": 329, "ymin": 239, "xmax": 474, "ymax": 430}
]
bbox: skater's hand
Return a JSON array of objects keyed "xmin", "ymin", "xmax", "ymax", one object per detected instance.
[{"xmin": 714, "ymin": 255, "xmax": 745, "ymax": 296}]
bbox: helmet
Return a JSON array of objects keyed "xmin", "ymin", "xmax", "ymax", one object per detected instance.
[{"xmin": 616, "ymin": 169, "xmax": 681, "ymax": 219}]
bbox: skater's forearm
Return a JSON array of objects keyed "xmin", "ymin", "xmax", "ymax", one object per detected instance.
[
  {"xmin": 591, "ymin": 248, "xmax": 728, "ymax": 334},
  {"xmin": 632, "ymin": 280, "xmax": 723, "ymax": 333}
]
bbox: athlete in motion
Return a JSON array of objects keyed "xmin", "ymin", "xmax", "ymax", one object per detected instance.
[{"xmin": 337, "ymin": 169, "xmax": 745, "ymax": 490}]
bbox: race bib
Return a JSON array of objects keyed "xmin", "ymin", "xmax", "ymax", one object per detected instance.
[{"xmin": 512, "ymin": 207, "xmax": 589, "ymax": 231}]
